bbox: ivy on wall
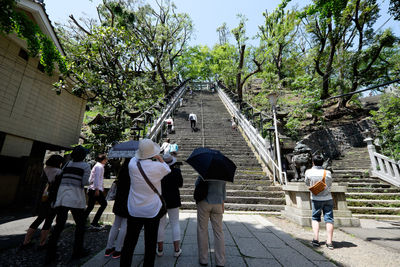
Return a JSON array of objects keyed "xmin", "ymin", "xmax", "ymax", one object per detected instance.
[{"xmin": 0, "ymin": 0, "xmax": 67, "ymax": 75}]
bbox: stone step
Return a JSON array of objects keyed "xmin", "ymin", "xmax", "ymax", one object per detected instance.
[
  {"xmin": 180, "ymin": 195, "xmax": 285, "ymax": 205},
  {"xmin": 347, "ymin": 182, "xmax": 392, "ymax": 188},
  {"xmin": 348, "ymin": 206, "xmax": 400, "ymax": 215},
  {"xmin": 346, "ymin": 192, "xmax": 400, "ymax": 200},
  {"xmin": 180, "ymin": 202, "xmax": 285, "ymax": 212},
  {"xmin": 179, "ymin": 189, "xmax": 284, "ymax": 198},
  {"xmin": 334, "ymin": 178, "xmax": 381, "ymax": 183},
  {"xmin": 347, "ymin": 187, "xmax": 400, "ymax": 193},
  {"xmin": 181, "ymin": 184, "xmax": 282, "ymax": 191},
  {"xmin": 347, "ymin": 199, "xmax": 400, "ymax": 207},
  {"xmin": 352, "ymin": 214, "xmax": 400, "ymax": 220}
]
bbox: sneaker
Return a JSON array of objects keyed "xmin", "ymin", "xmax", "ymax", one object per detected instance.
[
  {"xmin": 156, "ymin": 249, "xmax": 164, "ymax": 256},
  {"xmin": 174, "ymin": 248, "xmax": 182, "ymax": 257},
  {"xmin": 311, "ymin": 239, "xmax": 320, "ymax": 247},
  {"xmin": 105, "ymin": 247, "xmax": 115, "ymax": 257},
  {"xmin": 112, "ymin": 251, "xmax": 121, "ymax": 259},
  {"xmin": 326, "ymin": 243, "xmax": 334, "ymax": 250}
]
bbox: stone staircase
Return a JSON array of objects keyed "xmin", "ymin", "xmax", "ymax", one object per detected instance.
[
  {"xmin": 332, "ymin": 147, "xmax": 400, "ymax": 220},
  {"xmin": 91, "ymin": 91, "xmax": 285, "ymax": 223}
]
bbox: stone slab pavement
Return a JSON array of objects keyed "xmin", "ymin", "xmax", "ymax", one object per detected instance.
[
  {"xmin": 341, "ymin": 219, "xmax": 400, "ymax": 252},
  {"xmin": 82, "ymin": 212, "xmax": 334, "ymax": 267}
]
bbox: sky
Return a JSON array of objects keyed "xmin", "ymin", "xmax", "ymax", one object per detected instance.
[{"xmin": 44, "ymin": 0, "xmax": 399, "ymax": 48}]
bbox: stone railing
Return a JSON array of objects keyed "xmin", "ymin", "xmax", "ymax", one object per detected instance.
[
  {"xmin": 146, "ymin": 85, "xmax": 188, "ymax": 143},
  {"xmin": 365, "ymin": 137, "xmax": 400, "ymax": 187},
  {"xmin": 282, "ymin": 183, "xmax": 360, "ymax": 227},
  {"xmin": 217, "ymin": 87, "xmax": 287, "ymax": 184}
]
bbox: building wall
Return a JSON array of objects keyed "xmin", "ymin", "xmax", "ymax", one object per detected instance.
[{"xmin": 0, "ymin": 35, "xmax": 86, "ymax": 151}]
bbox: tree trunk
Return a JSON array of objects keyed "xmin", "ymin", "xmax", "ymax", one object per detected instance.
[{"xmin": 236, "ymin": 44, "xmax": 246, "ymax": 101}]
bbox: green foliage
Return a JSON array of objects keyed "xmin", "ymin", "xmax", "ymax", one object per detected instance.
[
  {"xmin": 0, "ymin": 0, "xmax": 66, "ymax": 75},
  {"xmin": 370, "ymin": 89, "xmax": 400, "ymax": 160},
  {"xmin": 389, "ymin": 0, "xmax": 400, "ymax": 21},
  {"xmin": 56, "ymin": 0, "xmax": 192, "ymax": 153},
  {"xmin": 176, "ymin": 45, "xmax": 213, "ymax": 81}
]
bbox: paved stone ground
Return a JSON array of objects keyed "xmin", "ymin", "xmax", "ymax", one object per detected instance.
[
  {"xmin": 267, "ymin": 216, "xmax": 400, "ymax": 267},
  {"xmin": 83, "ymin": 211, "xmax": 334, "ymax": 267}
]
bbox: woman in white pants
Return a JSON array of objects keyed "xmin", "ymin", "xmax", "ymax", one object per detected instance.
[
  {"xmin": 157, "ymin": 154, "xmax": 183, "ymax": 257},
  {"xmin": 104, "ymin": 158, "xmax": 131, "ymax": 259}
]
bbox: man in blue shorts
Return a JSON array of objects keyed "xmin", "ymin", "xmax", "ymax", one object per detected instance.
[{"xmin": 305, "ymin": 155, "xmax": 334, "ymax": 250}]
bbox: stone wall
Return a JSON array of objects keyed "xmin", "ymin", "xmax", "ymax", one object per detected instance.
[
  {"xmin": 298, "ymin": 119, "xmax": 376, "ymax": 159},
  {"xmin": 0, "ymin": 35, "xmax": 86, "ymax": 151}
]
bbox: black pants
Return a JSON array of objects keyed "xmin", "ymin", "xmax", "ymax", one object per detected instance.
[
  {"xmin": 190, "ymin": 120, "xmax": 196, "ymax": 130},
  {"xmin": 120, "ymin": 215, "xmax": 160, "ymax": 267},
  {"xmin": 30, "ymin": 206, "xmax": 56, "ymax": 230},
  {"xmin": 47, "ymin": 206, "xmax": 86, "ymax": 256},
  {"xmin": 85, "ymin": 189, "xmax": 107, "ymax": 225},
  {"xmin": 30, "ymin": 200, "xmax": 56, "ymax": 230}
]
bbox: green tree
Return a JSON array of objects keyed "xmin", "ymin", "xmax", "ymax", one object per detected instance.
[
  {"xmin": 259, "ymin": 0, "xmax": 299, "ymax": 84},
  {"xmin": 301, "ymin": 0, "xmax": 351, "ymax": 99},
  {"xmin": 0, "ymin": 0, "xmax": 66, "ymax": 75},
  {"xmin": 389, "ymin": 0, "xmax": 400, "ymax": 21},
  {"xmin": 117, "ymin": 0, "xmax": 193, "ymax": 94},
  {"xmin": 231, "ymin": 15, "xmax": 265, "ymax": 101},
  {"xmin": 337, "ymin": 0, "xmax": 397, "ymax": 108},
  {"xmin": 176, "ymin": 45, "xmax": 213, "ymax": 81},
  {"xmin": 58, "ymin": 0, "xmax": 178, "ymax": 152},
  {"xmin": 371, "ymin": 89, "xmax": 400, "ymax": 160}
]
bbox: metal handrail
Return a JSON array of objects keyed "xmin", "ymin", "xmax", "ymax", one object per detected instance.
[
  {"xmin": 217, "ymin": 87, "xmax": 287, "ymax": 184},
  {"xmin": 146, "ymin": 85, "xmax": 188, "ymax": 143}
]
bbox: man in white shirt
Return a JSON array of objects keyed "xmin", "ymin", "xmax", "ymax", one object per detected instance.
[
  {"xmin": 305, "ymin": 155, "xmax": 334, "ymax": 250},
  {"xmin": 84, "ymin": 154, "xmax": 108, "ymax": 229},
  {"xmin": 188, "ymin": 113, "xmax": 197, "ymax": 132}
]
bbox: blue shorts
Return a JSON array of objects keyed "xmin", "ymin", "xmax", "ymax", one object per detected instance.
[{"xmin": 311, "ymin": 199, "xmax": 334, "ymax": 224}]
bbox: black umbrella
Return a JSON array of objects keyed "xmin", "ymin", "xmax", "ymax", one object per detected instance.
[
  {"xmin": 185, "ymin": 147, "xmax": 236, "ymax": 182},
  {"xmin": 108, "ymin": 140, "xmax": 139, "ymax": 158}
]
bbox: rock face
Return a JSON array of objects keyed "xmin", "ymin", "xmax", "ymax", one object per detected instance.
[{"xmin": 298, "ymin": 119, "xmax": 376, "ymax": 160}]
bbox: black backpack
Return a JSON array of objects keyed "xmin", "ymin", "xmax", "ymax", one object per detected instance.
[{"xmin": 193, "ymin": 179, "xmax": 208, "ymax": 203}]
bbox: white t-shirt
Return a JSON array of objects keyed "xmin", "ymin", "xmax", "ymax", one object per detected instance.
[
  {"xmin": 189, "ymin": 113, "xmax": 197, "ymax": 121},
  {"xmin": 127, "ymin": 157, "xmax": 171, "ymax": 218}
]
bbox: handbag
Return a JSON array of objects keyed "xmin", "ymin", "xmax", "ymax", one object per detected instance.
[
  {"xmin": 137, "ymin": 161, "xmax": 167, "ymax": 219},
  {"xmin": 309, "ymin": 170, "xmax": 327, "ymax": 195},
  {"xmin": 41, "ymin": 183, "xmax": 50, "ymax": 202},
  {"xmin": 106, "ymin": 180, "xmax": 118, "ymax": 201}
]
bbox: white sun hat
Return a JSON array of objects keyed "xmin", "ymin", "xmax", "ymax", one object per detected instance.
[
  {"xmin": 163, "ymin": 153, "xmax": 177, "ymax": 166},
  {"xmin": 135, "ymin": 139, "xmax": 161, "ymax": 159}
]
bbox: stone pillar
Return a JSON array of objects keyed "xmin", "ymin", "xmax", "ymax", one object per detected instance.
[
  {"xmin": 282, "ymin": 183, "xmax": 360, "ymax": 227},
  {"xmin": 364, "ymin": 137, "xmax": 377, "ymax": 171}
]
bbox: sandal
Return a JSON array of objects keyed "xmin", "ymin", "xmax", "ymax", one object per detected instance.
[{"xmin": 311, "ymin": 239, "xmax": 320, "ymax": 247}]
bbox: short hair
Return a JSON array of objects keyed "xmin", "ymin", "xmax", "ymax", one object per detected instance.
[
  {"xmin": 45, "ymin": 154, "xmax": 64, "ymax": 167},
  {"xmin": 312, "ymin": 155, "xmax": 324, "ymax": 166},
  {"xmin": 70, "ymin": 146, "xmax": 88, "ymax": 162},
  {"xmin": 96, "ymin": 153, "xmax": 107, "ymax": 162}
]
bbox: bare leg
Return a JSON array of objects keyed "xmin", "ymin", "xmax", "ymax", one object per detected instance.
[
  {"xmin": 39, "ymin": 229, "xmax": 50, "ymax": 246},
  {"xmin": 23, "ymin": 228, "xmax": 35, "ymax": 245},
  {"xmin": 326, "ymin": 223, "xmax": 334, "ymax": 244},
  {"xmin": 173, "ymin": 240, "xmax": 180, "ymax": 252},
  {"xmin": 312, "ymin": 220, "xmax": 320, "ymax": 241},
  {"xmin": 157, "ymin": 241, "xmax": 163, "ymax": 252}
]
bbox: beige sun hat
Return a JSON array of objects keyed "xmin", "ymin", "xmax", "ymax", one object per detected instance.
[
  {"xmin": 163, "ymin": 153, "xmax": 177, "ymax": 166},
  {"xmin": 135, "ymin": 139, "xmax": 161, "ymax": 159}
]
